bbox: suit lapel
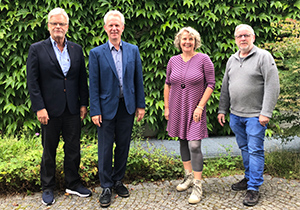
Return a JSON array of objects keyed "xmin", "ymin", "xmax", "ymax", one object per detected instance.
[
  {"xmin": 43, "ymin": 38, "xmax": 62, "ymax": 73},
  {"xmin": 121, "ymin": 41, "xmax": 128, "ymax": 76},
  {"xmin": 103, "ymin": 42, "xmax": 118, "ymax": 78},
  {"xmin": 67, "ymin": 42, "xmax": 75, "ymax": 74}
]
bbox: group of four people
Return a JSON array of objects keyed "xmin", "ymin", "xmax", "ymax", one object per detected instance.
[{"xmin": 26, "ymin": 7, "xmax": 279, "ymax": 208}]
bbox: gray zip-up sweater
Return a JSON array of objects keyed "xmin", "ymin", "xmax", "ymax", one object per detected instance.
[{"xmin": 218, "ymin": 45, "xmax": 280, "ymax": 118}]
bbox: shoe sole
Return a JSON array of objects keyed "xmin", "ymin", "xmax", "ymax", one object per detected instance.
[
  {"xmin": 231, "ymin": 186, "xmax": 247, "ymax": 191},
  {"xmin": 100, "ymin": 202, "xmax": 111, "ymax": 207},
  {"xmin": 188, "ymin": 199, "xmax": 201, "ymax": 204},
  {"xmin": 41, "ymin": 199, "xmax": 55, "ymax": 206},
  {"xmin": 176, "ymin": 185, "xmax": 192, "ymax": 192},
  {"xmin": 66, "ymin": 189, "xmax": 91, "ymax": 197},
  {"xmin": 116, "ymin": 193, "xmax": 129, "ymax": 198},
  {"xmin": 243, "ymin": 201, "xmax": 258, "ymax": 206}
]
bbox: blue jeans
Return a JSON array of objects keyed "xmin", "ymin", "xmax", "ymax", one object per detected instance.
[{"xmin": 229, "ymin": 114, "xmax": 267, "ymax": 191}]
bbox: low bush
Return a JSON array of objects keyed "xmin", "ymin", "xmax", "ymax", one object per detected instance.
[{"xmin": 1, "ymin": 134, "xmax": 299, "ymax": 194}]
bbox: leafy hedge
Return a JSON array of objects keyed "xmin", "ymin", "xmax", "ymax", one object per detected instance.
[
  {"xmin": 0, "ymin": 134, "xmax": 184, "ymax": 193},
  {"xmin": 1, "ymin": 0, "xmax": 300, "ymax": 138},
  {"xmin": 261, "ymin": 18, "xmax": 300, "ymax": 138}
]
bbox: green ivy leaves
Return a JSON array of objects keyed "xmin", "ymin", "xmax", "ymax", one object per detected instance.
[{"xmin": 0, "ymin": 0, "xmax": 299, "ymax": 138}]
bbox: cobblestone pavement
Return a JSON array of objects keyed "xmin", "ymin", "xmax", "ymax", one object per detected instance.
[{"xmin": 0, "ymin": 175, "xmax": 299, "ymax": 210}]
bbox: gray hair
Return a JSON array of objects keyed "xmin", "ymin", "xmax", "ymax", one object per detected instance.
[
  {"xmin": 104, "ymin": 10, "xmax": 125, "ymax": 25},
  {"xmin": 48, "ymin": 7, "xmax": 69, "ymax": 24},
  {"xmin": 234, "ymin": 24, "xmax": 255, "ymax": 36},
  {"xmin": 174, "ymin": 27, "xmax": 201, "ymax": 50}
]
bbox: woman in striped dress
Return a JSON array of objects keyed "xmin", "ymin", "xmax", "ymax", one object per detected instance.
[{"xmin": 164, "ymin": 27, "xmax": 215, "ymax": 204}]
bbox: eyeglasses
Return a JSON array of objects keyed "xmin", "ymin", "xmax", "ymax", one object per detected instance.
[
  {"xmin": 49, "ymin": 22, "xmax": 68, "ymax": 27},
  {"xmin": 235, "ymin": 34, "xmax": 252, "ymax": 39}
]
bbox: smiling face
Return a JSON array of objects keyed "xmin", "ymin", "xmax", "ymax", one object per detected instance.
[
  {"xmin": 104, "ymin": 14, "xmax": 124, "ymax": 43},
  {"xmin": 180, "ymin": 31, "xmax": 195, "ymax": 54},
  {"xmin": 48, "ymin": 14, "xmax": 68, "ymax": 42},
  {"xmin": 235, "ymin": 27, "xmax": 255, "ymax": 56}
]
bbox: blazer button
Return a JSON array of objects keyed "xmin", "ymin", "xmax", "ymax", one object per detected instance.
[{"xmin": 64, "ymin": 89, "xmax": 66, "ymax": 92}]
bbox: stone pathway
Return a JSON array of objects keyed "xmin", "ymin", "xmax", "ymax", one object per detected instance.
[{"xmin": 1, "ymin": 175, "xmax": 299, "ymax": 209}]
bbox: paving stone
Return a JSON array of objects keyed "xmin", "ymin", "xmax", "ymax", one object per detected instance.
[{"xmin": 0, "ymin": 175, "xmax": 299, "ymax": 209}]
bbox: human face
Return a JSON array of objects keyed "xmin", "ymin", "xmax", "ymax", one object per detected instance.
[
  {"xmin": 180, "ymin": 31, "xmax": 195, "ymax": 54},
  {"xmin": 235, "ymin": 27, "xmax": 255, "ymax": 55},
  {"xmin": 48, "ymin": 14, "xmax": 68, "ymax": 42},
  {"xmin": 104, "ymin": 15, "xmax": 124, "ymax": 43}
]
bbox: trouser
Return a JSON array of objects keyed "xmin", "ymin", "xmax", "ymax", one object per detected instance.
[
  {"xmin": 97, "ymin": 99, "xmax": 135, "ymax": 188},
  {"xmin": 40, "ymin": 108, "xmax": 81, "ymax": 191},
  {"xmin": 229, "ymin": 113, "xmax": 266, "ymax": 191}
]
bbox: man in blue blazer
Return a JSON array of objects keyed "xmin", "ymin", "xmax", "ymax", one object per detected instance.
[
  {"xmin": 27, "ymin": 7, "xmax": 91, "ymax": 206},
  {"xmin": 89, "ymin": 10, "xmax": 145, "ymax": 208}
]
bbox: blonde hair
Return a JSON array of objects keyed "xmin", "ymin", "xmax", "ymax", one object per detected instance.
[
  {"xmin": 48, "ymin": 7, "xmax": 69, "ymax": 24},
  {"xmin": 174, "ymin": 27, "xmax": 201, "ymax": 50}
]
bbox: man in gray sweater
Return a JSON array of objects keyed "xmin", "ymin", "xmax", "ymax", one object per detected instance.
[{"xmin": 218, "ymin": 24, "xmax": 280, "ymax": 206}]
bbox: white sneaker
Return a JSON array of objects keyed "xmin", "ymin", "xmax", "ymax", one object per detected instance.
[
  {"xmin": 176, "ymin": 169, "xmax": 194, "ymax": 192},
  {"xmin": 188, "ymin": 179, "xmax": 202, "ymax": 204}
]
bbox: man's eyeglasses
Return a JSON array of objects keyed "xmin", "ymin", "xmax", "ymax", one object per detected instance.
[
  {"xmin": 49, "ymin": 22, "xmax": 68, "ymax": 27},
  {"xmin": 235, "ymin": 34, "xmax": 252, "ymax": 39}
]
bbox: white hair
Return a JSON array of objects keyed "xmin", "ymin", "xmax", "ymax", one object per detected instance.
[
  {"xmin": 234, "ymin": 24, "xmax": 255, "ymax": 36},
  {"xmin": 104, "ymin": 10, "xmax": 125, "ymax": 25},
  {"xmin": 48, "ymin": 7, "xmax": 69, "ymax": 24}
]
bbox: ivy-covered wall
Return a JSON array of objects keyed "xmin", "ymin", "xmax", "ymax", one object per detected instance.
[{"xmin": 1, "ymin": 0, "xmax": 300, "ymax": 137}]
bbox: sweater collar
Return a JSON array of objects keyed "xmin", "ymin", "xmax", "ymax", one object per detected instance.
[{"xmin": 233, "ymin": 45, "xmax": 257, "ymax": 60}]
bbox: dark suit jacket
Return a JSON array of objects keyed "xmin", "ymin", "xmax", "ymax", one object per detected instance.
[
  {"xmin": 89, "ymin": 41, "xmax": 145, "ymax": 120},
  {"xmin": 27, "ymin": 37, "xmax": 88, "ymax": 117}
]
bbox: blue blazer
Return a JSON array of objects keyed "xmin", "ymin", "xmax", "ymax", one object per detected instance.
[
  {"xmin": 89, "ymin": 41, "xmax": 145, "ymax": 120},
  {"xmin": 27, "ymin": 38, "xmax": 89, "ymax": 117}
]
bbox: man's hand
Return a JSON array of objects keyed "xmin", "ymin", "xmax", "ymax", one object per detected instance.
[
  {"xmin": 217, "ymin": 113, "xmax": 226, "ymax": 127},
  {"xmin": 92, "ymin": 115, "xmax": 102, "ymax": 127},
  {"xmin": 259, "ymin": 115, "xmax": 269, "ymax": 127},
  {"xmin": 80, "ymin": 106, "xmax": 87, "ymax": 121},
  {"xmin": 37, "ymin": 108, "xmax": 49, "ymax": 125},
  {"xmin": 135, "ymin": 108, "xmax": 145, "ymax": 122}
]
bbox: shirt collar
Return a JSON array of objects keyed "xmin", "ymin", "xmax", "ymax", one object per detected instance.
[
  {"xmin": 50, "ymin": 36, "xmax": 68, "ymax": 48},
  {"xmin": 108, "ymin": 40, "xmax": 122, "ymax": 51}
]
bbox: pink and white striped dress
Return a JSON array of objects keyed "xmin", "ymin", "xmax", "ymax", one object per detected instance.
[{"xmin": 165, "ymin": 53, "xmax": 215, "ymax": 140}]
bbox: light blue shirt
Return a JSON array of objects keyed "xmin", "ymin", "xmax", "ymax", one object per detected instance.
[
  {"xmin": 50, "ymin": 36, "xmax": 70, "ymax": 77},
  {"xmin": 108, "ymin": 41, "xmax": 123, "ymax": 97}
]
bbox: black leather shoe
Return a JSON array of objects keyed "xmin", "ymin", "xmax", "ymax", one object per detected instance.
[
  {"xmin": 99, "ymin": 188, "xmax": 111, "ymax": 208},
  {"xmin": 113, "ymin": 181, "xmax": 129, "ymax": 197},
  {"xmin": 231, "ymin": 177, "xmax": 248, "ymax": 191}
]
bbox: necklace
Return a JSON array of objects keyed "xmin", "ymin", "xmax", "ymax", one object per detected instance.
[{"xmin": 181, "ymin": 58, "xmax": 191, "ymax": 89}]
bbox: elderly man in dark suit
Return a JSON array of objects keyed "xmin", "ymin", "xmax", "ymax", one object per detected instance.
[
  {"xmin": 89, "ymin": 10, "xmax": 145, "ymax": 208},
  {"xmin": 27, "ymin": 7, "xmax": 91, "ymax": 206}
]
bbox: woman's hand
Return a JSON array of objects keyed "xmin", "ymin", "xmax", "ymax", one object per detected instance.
[
  {"xmin": 193, "ymin": 107, "xmax": 203, "ymax": 123},
  {"xmin": 164, "ymin": 107, "xmax": 169, "ymax": 120}
]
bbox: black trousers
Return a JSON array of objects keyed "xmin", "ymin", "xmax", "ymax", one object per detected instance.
[
  {"xmin": 40, "ymin": 108, "xmax": 81, "ymax": 190},
  {"xmin": 97, "ymin": 99, "xmax": 135, "ymax": 188}
]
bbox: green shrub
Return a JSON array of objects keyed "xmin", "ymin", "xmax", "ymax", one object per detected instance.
[
  {"xmin": 265, "ymin": 150, "xmax": 300, "ymax": 179},
  {"xmin": 0, "ymin": 134, "xmax": 183, "ymax": 193},
  {"xmin": 1, "ymin": 134, "xmax": 299, "ymax": 193},
  {"xmin": 261, "ymin": 18, "xmax": 300, "ymax": 138},
  {"xmin": 126, "ymin": 140, "xmax": 183, "ymax": 183}
]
